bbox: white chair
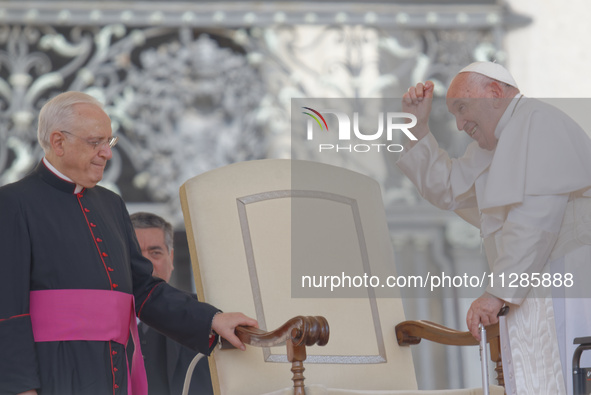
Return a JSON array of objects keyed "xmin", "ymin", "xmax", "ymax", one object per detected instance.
[{"xmin": 180, "ymin": 159, "xmax": 504, "ymax": 395}]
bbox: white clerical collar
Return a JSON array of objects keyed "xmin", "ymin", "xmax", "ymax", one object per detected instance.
[
  {"xmin": 42, "ymin": 157, "xmax": 84, "ymax": 194},
  {"xmin": 494, "ymin": 93, "xmax": 524, "ymax": 140}
]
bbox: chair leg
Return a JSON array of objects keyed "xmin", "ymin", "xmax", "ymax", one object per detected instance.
[
  {"xmin": 489, "ymin": 335, "xmax": 504, "ymax": 388},
  {"xmin": 287, "ymin": 339, "xmax": 307, "ymax": 395}
]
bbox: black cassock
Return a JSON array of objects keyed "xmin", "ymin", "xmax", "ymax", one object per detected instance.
[
  {"xmin": 135, "ymin": 318, "xmax": 214, "ymax": 395},
  {"xmin": 0, "ymin": 161, "xmax": 220, "ymax": 395}
]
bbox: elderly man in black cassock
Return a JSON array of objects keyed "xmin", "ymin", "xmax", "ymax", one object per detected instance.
[{"xmin": 0, "ymin": 91, "xmax": 257, "ymax": 395}]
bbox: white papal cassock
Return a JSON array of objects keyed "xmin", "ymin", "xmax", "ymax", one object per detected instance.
[{"xmin": 397, "ymin": 94, "xmax": 591, "ymax": 395}]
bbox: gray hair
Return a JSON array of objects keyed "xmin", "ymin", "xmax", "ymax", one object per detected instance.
[
  {"xmin": 130, "ymin": 212, "xmax": 174, "ymax": 253},
  {"xmin": 37, "ymin": 91, "xmax": 104, "ymax": 152}
]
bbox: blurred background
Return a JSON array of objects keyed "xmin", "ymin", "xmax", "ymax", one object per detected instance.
[{"xmin": 0, "ymin": 0, "xmax": 588, "ymax": 390}]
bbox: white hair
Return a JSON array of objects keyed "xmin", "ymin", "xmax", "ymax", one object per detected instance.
[{"xmin": 37, "ymin": 91, "xmax": 104, "ymax": 152}]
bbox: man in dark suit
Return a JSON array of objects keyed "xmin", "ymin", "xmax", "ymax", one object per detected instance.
[{"xmin": 131, "ymin": 212, "xmax": 214, "ymax": 395}]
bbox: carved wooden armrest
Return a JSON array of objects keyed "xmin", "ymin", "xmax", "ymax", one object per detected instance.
[
  {"xmin": 232, "ymin": 316, "xmax": 330, "ymax": 395},
  {"xmin": 396, "ymin": 320, "xmax": 498, "ymax": 346},
  {"xmin": 235, "ymin": 315, "xmax": 329, "ymax": 348},
  {"xmin": 395, "ymin": 320, "xmax": 504, "ymax": 388}
]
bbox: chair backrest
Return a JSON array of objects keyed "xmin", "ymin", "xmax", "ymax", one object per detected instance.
[{"xmin": 180, "ymin": 159, "xmax": 417, "ymax": 395}]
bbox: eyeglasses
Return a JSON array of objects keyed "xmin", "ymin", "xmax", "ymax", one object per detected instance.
[{"xmin": 61, "ymin": 130, "xmax": 118, "ymax": 150}]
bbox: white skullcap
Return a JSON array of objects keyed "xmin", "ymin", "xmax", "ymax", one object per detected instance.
[{"xmin": 458, "ymin": 61, "xmax": 518, "ymax": 88}]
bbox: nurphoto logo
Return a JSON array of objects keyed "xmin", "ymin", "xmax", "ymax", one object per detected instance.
[{"xmin": 302, "ymin": 106, "xmax": 418, "ymax": 153}]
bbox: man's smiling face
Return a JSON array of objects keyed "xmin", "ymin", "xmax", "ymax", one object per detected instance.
[{"xmin": 446, "ymin": 73, "xmax": 501, "ymax": 151}]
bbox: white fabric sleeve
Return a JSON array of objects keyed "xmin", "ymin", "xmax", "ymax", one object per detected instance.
[
  {"xmin": 396, "ymin": 132, "xmax": 478, "ymax": 212},
  {"xmin": 487, "ymin": 194, "xmax": 569, "ymax": 305}
]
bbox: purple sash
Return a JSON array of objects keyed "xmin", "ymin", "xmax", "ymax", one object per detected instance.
[{"xmin": 30, "ymin": 289, "xmax": 148, "ymax": 395}]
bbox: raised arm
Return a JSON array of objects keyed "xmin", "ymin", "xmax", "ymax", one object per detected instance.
[{"xmin": 402, "ymin": 80, "xmax": 434, "ymax": 147}]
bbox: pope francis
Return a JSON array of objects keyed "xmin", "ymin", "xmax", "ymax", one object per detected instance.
[{"xmin": 397, "ymin": 62, "xmax": 591, "ymax": 395}]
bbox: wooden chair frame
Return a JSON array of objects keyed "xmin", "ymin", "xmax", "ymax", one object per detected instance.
[
  {"xmin": 395, "ymin": 321, "xmax": 504, "ymax": 388},
  {"xmin": 219, "ymin": 316, "xmax": 329, "ymax": 395},
  {"xmin": 229, "ymin": 320, "xmax": 503, "ymax": 394},
  {"xmin": 230, "ymin": 316, "xmax": 505, "ymax": 395}
]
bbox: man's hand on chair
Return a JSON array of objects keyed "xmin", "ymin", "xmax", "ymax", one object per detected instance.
[
  {"xmin": 212, "ymin": 312, "xmax": 259, "ymax": 351},
  {"xmin": 466, "ymin": 293, "xmax": 504, "ymax": 341}
]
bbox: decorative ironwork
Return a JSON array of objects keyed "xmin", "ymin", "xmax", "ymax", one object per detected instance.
[
  {"xmin": 0, "ymin": 2, "xmax": 528, "ymax": 209},
  {"xmin": 0, "ymin": 23, "xmax": 267, "ymax": 221}
]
